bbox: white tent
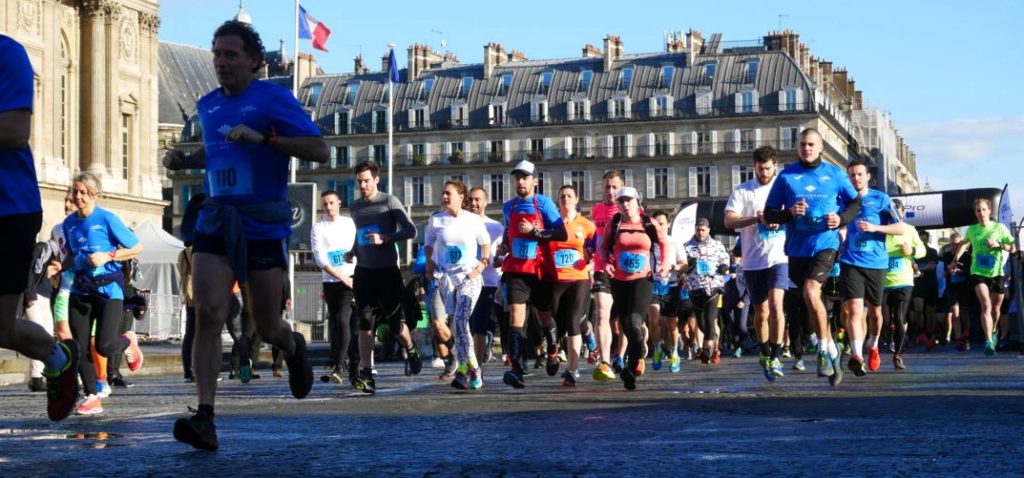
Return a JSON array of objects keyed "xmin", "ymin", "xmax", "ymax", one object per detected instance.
[{"xmin": 132, "ymin": 221, "xmax": 184, "ymax": 338}]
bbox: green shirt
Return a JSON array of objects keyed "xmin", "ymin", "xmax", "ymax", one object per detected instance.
[
  {"xmin": 885, "ymin": 226, "xmax": 925, "ymax": 288},
  {"xmin": 964, "ymin": 222, "xmax": 1014, "ymax": 278}
]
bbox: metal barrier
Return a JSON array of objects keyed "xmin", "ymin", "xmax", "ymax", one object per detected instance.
[
  {"xmin": 135, "ymin": 293, "xmax": 183, "ymax": 339},
  {"xmin": 292, "ymin": 271, "xmax": 327, "ymax": 342}
]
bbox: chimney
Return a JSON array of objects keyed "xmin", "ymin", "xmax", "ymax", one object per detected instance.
[
  {"xmin": 483, "ymin": 42, "xmax": 506, "ymax": 79},
  {"xmin": 381, "ymin": 53, "xmax": 390, "ymax": 73},
  {"xmin": 666, "ymin": 39, "xmax": 685, "ymax": 53},
  {"xmin": 295, "ymin": 52, "xmax": 317, "ymax": 89},
  {"xmin": 442, "ymin": 52, "xmax": 460, "ymax": 64},
  {"xmin": 853, "ymin": 90, "xmax": 863, "ymax": 111},
  {"xmin": 582, "ymin": 43, "xmax": 602, "ymax": 58},
  {"xmin": 686, "ymin": 29, "xmax": 704, "ymax": 62},
  {"xmin": 799, "ymin": 44, "xmax": 810, "ymax": 73},
  {"xmin": 508, "ymin": 50, "xmax": 528, "ymax": 62},
  {"xmin": 353, "ymin": 55, "xmax": 368, "ymax": 75},
  {"xmin": 603, "ymin": 34, "xmax": 623, "ymax": 71}
]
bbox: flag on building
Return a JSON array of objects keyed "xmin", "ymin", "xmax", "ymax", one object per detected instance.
[
  {"xmin": 298, "ymin": 5, "xmax": 331, "ymax": 52},
  {"xmin": 388, "ymin": 49, "xmax": 400, "ymax": 84}
]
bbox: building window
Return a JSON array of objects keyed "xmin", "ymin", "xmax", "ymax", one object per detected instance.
[
  {"xmin": 703, "ymin": 62, "xmax": 716, "ymax": 84},
  {"xmin": 569, "ymin": 170, "xmax": 587, "ymax": 199},
  {"xmin": 569, "ymin": 97, "xmax": 590, "ymax": 121},
  {"xmin": 780, "ymin": 127, "xmax": 799, "ymax": 150},
  {"xmin": 697, "ymin": 132, "xmax": 713, "ymax": 154},
  {"xmin": 449, "ymin": 142, "xmax": 465, "ymax": 163},
  {"xmin": 652, "ymin": 94, "xmax": 673, "ymax": 117},
  {"xmin": 372, "ymin": 144, "xmax": 386, "ymax": 163},
  {"xmin": 653, "ymin": 168, "xmax": 670, "ymax": 198},
  {"xmin": 780, "ymin": 88, "xmax": 800, "ymax": 112},
  {"xmin": 461, "ymin": 76, "xmax": 474, "ymax": 98},
  {"xmin": 696, "ymin": 90, "xmax": 713, "ymax": 115},
  {"xmin": 420, "ymin": 77, "xmax": 435, "ymax": 100},
  {"xmin": 411, "ymin": 107, "xmax": 428, "ymax": 128},
  {"xmin": 121, "ymin": 114, "xmax": 131, "ymax": 180},
  {"xmin": 531, "ymin": 100, "xmax": 548, "ymax": 123},
  {"xmin": 612, "ymin": 135, "xmax": 628, "ymax": 158},
  {"xmin": 411, "ymin": 143, "xmax": 426, "ymax": 165},
  {"xmin": 489, "ymin": 102, "xmax": 506, "ymax": 125},
  {"xmin": 498, "ymin": 73, "xmax": 513, "ymax": 96},
  {"xmin": 451, "ymin": 103, "xmax": 468, "ymax": 127},
  {"xmin": 307, "ymin": 83, "xmax": 323, "ymax": 106},
  {"xmin": 449, "ymin": 173, "xmax": 467, "ymax": 185},
  {"xmin": 59, "ymin": 39, "xmax": 70, "ymax": 165},
  {"xmin": 619, "ymin": 66, "xmax": 634, "ymax": 90},
  {"xmin": 737, "ymin": 90, "xmax": 758, "ymax": 113},
  {"xmin": 373, "ymin": 109, "xmax": 387, "ymax": 133},
  {"xmin": 571, "ymin": 137, "xmax": 588, "ymax": 159},
  {"xmin": 740, "ymin": 129, "xmax": 757, "ymax": 152},
  {"xmin": 411, "ymin": 177, "xmax": 425, "ymax": 205},
  {"xmin": 344, "ymin": 81, "xmax": 360, "ymax": 104},
  {"xmin": 489, "ymin": 174, "xmax": 505, "ymax": 202},
  {"xmin": 661, "ymin": 64, "xmax": 674, "ymax": 89},
  {"xmin": 334, "ymin": 110, "xmax": 350, "ymax": 134},
  {"xmin": 579, "ymin": 69, "xmax": 593, "ymax": 92},
  {"xmin": 737, "ymin": 165, "xmax": 755, "ymax": 184},
  {"xmin": 330, "ymin": 146, "xmax": 350, "ymax": 168},
  {"xmin": 535, "ymin": 171, "xmax": 546, "ymax": 196},
  {"xmin": 654, "ymin": 133, "xmax": 670, "ymax": 156},
  {"xmin": 611, "ymin": 98, "xmax": 629, "ymax": 119},
  {"xmin": 694, "ymin": 166, "xmax": 712, "ymax": 197},
  {"xmin": 489, "ymin": 140, "xmax": 504, "ymax": 163},
  {"xmin": 743, "ymin": 60, "xmax": 759, "ymax": 84},
  {"xmin": 539, "ymin": 71, "xmax": 553, "ymax": 95},
  {"xmin": 529, "ymin": 138, "xmax": 545, "ymax": 161}
]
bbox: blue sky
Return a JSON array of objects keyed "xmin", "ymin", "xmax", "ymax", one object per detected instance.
[{"xmin": 160, "ymin": 0, "xmax": 1024, "ymax": 211}]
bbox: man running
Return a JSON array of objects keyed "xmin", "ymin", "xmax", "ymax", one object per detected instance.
[
  {"xmin": 724, "ymin": 145, "xmax": 789, "ymax": 381},
  {"xmin": 764, "ymin": 128, "xmax": 861, "ymax": 387},
  {"xmin": 311, "ymin": 190, "xmax": 357, "ymax": 384},
  {"xmin": 348, "ymin": 160, "xmax": 422, "ymax": 393},
  {"xmin": 0, "ymin": 33, "xmax": 79, "ymax": 422},
  {"xmin": 500, "ymin": 160, "xmax": 566, "ymax": 388},
  {"xmin": 164, "ymin": 21, "xmax": 326, "ymax": 450},
  {"xmin": 589, "ymin": 170, "xmax": 626, "ymax": 380},
  {"xmin": 839, "ymin": 159, "xmax": 903, "ymax": 378},
  {"xmin": 467, "ymin": 187, "xmax": 504, "ymax": 367}
]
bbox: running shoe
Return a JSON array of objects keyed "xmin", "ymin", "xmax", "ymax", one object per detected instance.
[
  {"xmin": 43, "ymin": 339, "xmax": 79, "ymax": 422},
  {"xmin": 329, "ymin": 369, "xmax": 344, "ymax": 385},
  {"xmin": 122, "ymin": 331, "xmax": 144, "ymax": 372},
  {"xmin": 762, "ymin": 356, "xmax": 774, "ymax": 381},
  {"xmin": 848, "ymin": 355, "xmax": 866, "ymax": 377},
  {"xmin": 534, "ymin": 356, "xmax": 545, "ymax": 369},
  {"xmin": 438, "ymin": 355, "xmax": 458, "ymax": 381},
  {"xmin": 893, "ymin": 355, "xmax": 906, "ymax": 370},
  {"xmin": 699, "ymin": 349, "xmax": 710, "ymax": 365},
  {"xmin": 769, "ymin": 358, "xmax": 785, "ymax": 379},
  {"xmin": 620, "ymin": 368, "xmax": 637, "ymax": 390},
  {"xmin": 592, "ymin": 361, "xmax": 616, "ymax": 382},
  {"xmin": 502, "ymin": 369, "xmax": 525, "ymax": 389},
  {"xmin": 611, "ymin": 356, "xmax": 624, "ymax": 373},
  {"xmin": 451, "ymin": 371, "xmax": 470, "ymax": 390},
  {"xmin": 557, "ymin": 350, "xmax": 567, "ymax": 362},
  {"xmin": 561, "ymin": 369, "xmax": 577, "ymax": 387},
  {"xmin": 240, "ymin": 358, "xmax": 253, "ymax": 384},
  {"xmin": 354, "ymin": 368, "xmax": 376, "ymax": 394},
  {"xmin": 96, "ymin": 380, "xmax": 111, "ymax": 398},
  {"xmin": 586, "ymin": 333, "xmax": 597, "ymax": 352},
  {"xmin": 273, "ymin": 368, "xmax": 283, "ymax": 378},
  {"xmin": 828, "ymin": 352, "xmax": 844, "ymax": 387},
  {"xmin": 27, "ymin": 377, "xmax": 46, "ymax": 392},
  {"xmin": 109, "ymin": 376, "xmax": 133, "ymax": 388},
  {"xmin": 430, "ymin": 357, "xmax": 445, "ymax": 368},
  {"xmin": 758, "ymin": 353, "xmax": 769, "ymax": 368},
  {"xmin": 733, "ymin": 346, "xmax": 743, "ymax": 358},
  {"xmin": 668, "ymin": 353, "xmax": 681, "ymax": 373},
  {"xmin": 634, "ymin": 359, "xmax": 646, "ymax": 377},
  {"xmin": 781, "ymin": 346, "xmax": 792, "ymax": 358},
  {"xmin": 468, "ymin": 367, "xmax": 482, "ymax": 389},
  {"xmin": 652, "ymin": 344, "xmax": 665, "ymax": 371},
  {"xmin": 984, "ymin": 340, "xmax": 996, "ymax": 356},
  {"xmin": 545, "ymin": 353, "xmax": 560, "ymax": 377},
  {"xmin": 405, "ymin": 347, "xmax": 423, "ymax": 376},
  {"xmin": 792, "ymin": 358, "xmax": 806, "ymax": 371},
  {"xmin": 710, "ymin": 349, "xmax": 721, "ymax": 364},
  {"xmin": 75, "ymin": 394, "xmax": 103, "ymax": 415},
  {"xmin": 284, "ymin": 332, "xmax": 313, "ymax": 399},
  {"xmin": 173, "ymin": 407, "xmax": 218, "ymax": 451},
  {"xmin": 816, "ymin": 351, "xmax": 834, "ymax": 377},
  {"xmin": 868, "ymin": 347, "xmax": 881, "ymax": 372},
  {"xmin": 587, "ymin": 349, "xmax": 600, "ymax": 365}
]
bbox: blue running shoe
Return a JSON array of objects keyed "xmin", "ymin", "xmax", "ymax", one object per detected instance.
[
  {"xmin": 668, "ymin": 353, "xmax": 681, "ymax": 373},
  {"xmin": 611, "ymin": 356, "xmax": 624, "ymax": 373},
  {"xmin": 817, "ymin": 351, "xmax": 834, "ymax": 378},
  {"xmin": 769, "ymin": 358, "xmax": 785, "ymax": 379},
  {"xmin": 585, "ymin": 333, "xmax": 597, "ymax": 352},
  {"xmin": 652, "ymin": 344, "xmax": 664, "ymax": 371}
]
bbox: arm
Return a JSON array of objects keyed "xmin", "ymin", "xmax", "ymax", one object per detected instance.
[
  {"xmin": 524, "ymin": 197, "xmax": 568, "ymax": 241},
  {"xmin": 162, "ymin": 147, "xmax": 207, "ymax": 171},
  {"xmin": 723, "ymin": 209, "xmax": 759, "ymax": 229},
  {"xmin": 654, "ymin": 226, "xmax": 672, "ymax": 277},
  {"xmin": 384, "ymin": 196, "xmax": 417, "ymax": 242},
  {"xmin": 837, "ymin": 196, "xmax": 863, "ymax": 227},
  {"xmin": 0, "ymin": 109, "xmax": 30, "ymax": 149}
]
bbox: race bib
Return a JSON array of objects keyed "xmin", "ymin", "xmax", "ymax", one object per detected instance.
[
  {"xmin": 511, "ymin": 238, "xmax": 538, "ymax": 259},
  {"xmin": 678, "ymin": 288, "xmax": 691, "ymax": 300},
  {"xmin": 209, "ymin": 161, "xmax": 253, "ymax": 197},
  {"xmin": 888, "ymin": 257, "xmax": 904, "ymax": 273},
  {"xmin": 976, "ymin": 254, "xmax": 997, "ymax": 271},
  {"xmin": 653, "ymin": 279, "xmax": 670, "ymax": 296},
  {"xmin": 850, "ymin": 236, "xmax": 871, "ymax": 252},
  {"xmin": 446, "ymin": 245, "xmax": 469, "ymax": 265},
  {"xmin": 553, "ymin": 249, "xmax": 580, "ymax": 269},
  {"xmin": 356, "ymin": 225, "xmax": 381, "ymax": 246},
  {"xmin": 756, "ymin": 223, "xmax": 784, "ymax": 240},
  {"xmin": 695, "ymin": 259, "xmax": 712, "ymax": 276},
  {"xmin": 618, "ymin": 252, "xmax": 646, "ymax": 274},
  {"xmin": 327, "ymin": 249, "xmax": 347, "ymax": 267},
  {"xmin": 795, "ymin": 214, "xmax": 827, "ymax": 232}
]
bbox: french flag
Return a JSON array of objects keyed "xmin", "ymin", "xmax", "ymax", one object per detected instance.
[{"xmin": 298, "ymin": 5, "xmax": 331, "ymax": 52}]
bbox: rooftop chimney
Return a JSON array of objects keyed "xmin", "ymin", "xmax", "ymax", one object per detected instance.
[
  {"xmin": 582, "ymin": 43, "xmax": 602, "ymax": 58},
  {"xmin": 508, "ymin": 50, "xmax": 528, "ymax": 62},
  {"xmin": 381, "ymin": 53, "xmax": 390, "ymax": 73},
  {"xmin": 603, "ymin": 35, "xmax": 623, "ymax": 71},
  {"xmin": 354, "ymin": 55, "xmax": 368, "ymax": 75},
  {"xmin": 686, "ymin": 29, "xmax": 704, "ymax": 62},
  {"xmin": 483, "ymin": 42, "xmax": 507, "ymax": 79},
  {"xmin": 407, "ymin": 43, "xmax": 445, "ymax": 80}
]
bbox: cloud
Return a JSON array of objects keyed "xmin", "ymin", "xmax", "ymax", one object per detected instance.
[{"xmin": 901, "ymin": 117, "xmax": 1024, "ymax": 165}]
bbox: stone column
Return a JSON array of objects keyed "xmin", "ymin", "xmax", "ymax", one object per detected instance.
[{"xmin": 79, "ymin": 0, "xmax": 115, "ymax": 178}]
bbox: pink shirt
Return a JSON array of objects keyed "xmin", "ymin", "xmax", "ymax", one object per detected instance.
[
  {"xmin": 590, "ymin": 202, "xmax": 619, "ymax": 271},
  {"xmin": 605, "ymin": 217, "xmax": 670, "ymax": 282}
]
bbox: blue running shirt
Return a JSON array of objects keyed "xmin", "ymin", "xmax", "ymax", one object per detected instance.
[
  {"xmin": 765, "ymin": 161, "xmax": 858, "ymax": 258},
  {"xmin": 0, "ymin": 35, "xmax": 42, "ymax": 216},
  {"xmin": 62, "ymin": 207, "xmax": 140, "ymax": 300},
  {"xmin": 840, "ymin": 189, "xmax": 900, "ymax": 269}
]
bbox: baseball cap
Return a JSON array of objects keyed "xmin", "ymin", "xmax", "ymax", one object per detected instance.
[
  {"xmin": 616, "ymin": 186, "xmax": 640, "ymax": 201},
  {"xmin": 512, "ymin": 160, "xmax": 535, "ymax": 176}
]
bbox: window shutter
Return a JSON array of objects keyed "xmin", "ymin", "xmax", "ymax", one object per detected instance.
[
  {"xmin": 480, "ymin": 141, "xmax": 489, "ymax": 161},
  {"xmin": 778, "ymin": 90, "xmax": 787, "ymax": 112},
  {"xmin": 585, "ymin": 136, "xmax": 593, "ymax": 157},
  {"xmin": 625, "ymin": 169, "xmax": 634, "ymax": 187},
  {"xmin": 667, "ymin": 132, "xmax": 675, "ymax": 156},
  {"xmin": 407, "ymin": 109, "xmax": 415, "ymax": 129},
  {"xmin": 682, "ymin": 131, "xmax": 694, "ymax": 155},
  {"xmin": 424, "ymin": 143, "xmax": 432, "ymax": 164},
  {"xmin": 444, "ymin": 142, "xmax": 452, "ymax": 157},
  {"xmin": 530, "ymin": 102, "xmax": 539, "ymax": 122},
  {"xmin": 646, "ymin": 167, "xmax": 656, "ymax": 198},
  {"xmin": 649, "ymin": 97, "xmax": 658, "ymax": 116},
  {"xmin": 543, "ymin": 137, "xmax": 551, "ymax": 154},
  {"xmin": 567, "ymin": 100, "xmax": 575, "ymax": 121},
  {"xmin": 688, "ymin": 166, "xmax": 698, "ymax": 198},
  {"xmin": 482, "ymin": 173, "xmax": 492, "ymax": 198},
  {"xmin": 732, "ymin": 129, "xmax": 741, "ymax": 153},
  {"xmin": 403, "ymin": 177, "xmax": 413, "ymax": 205},
  {"xmin": 710, "ymin": 165, "xmax": 719, "ymax": 197},
  {"xmin": 647, "ymin": 133, "xmax": 656, "ymax": 157},
  {"xmin": 710, "ymin": 131, "xmax": 719, "ymax": 154},
  {"xmin": 606, "ymin": 135, "xmax": 614, "ymax": 158},
  {"xmin": 754, "ymin": 129, "xmax": 762, "ymax": 147},
  {"xmin": 732, "ymin": 164, "xmax": 741, "ymax": 190},
  {"xmin": 668, "ymin": 167, "xmax": 676, "ymax": 198},
  {"xmin": 584, "ymin": 170, "xmax": 593, "ymax": 200},
  {"xmin": 624, "ymin": 98, "xmax": 632, "ymax": 119},
  {"xmin": 751, "ymin": 89, "xmax": 760, "ymax": 113},
  {"xmin": 666, "ymin": 94, "xmax": 674, "ymax": 115},
  {"xmin": 795, "ymin": 89, "xmax": 804, "ymax": 110},
  {"xmin": 563, "ymin": 170, "xmax": 571, "ymax": 187},
  {"xmin": 626, "ymin": 134, "xmax": 633, "ymax": 158},
  {"xmin": 424, "ymin": 177, "xmax": 433, "ymax": 206},
  {"xmin": 487, "ymin": 104, "xmax": 495, "ymax": 124},
  {"xmin": 503, "ymin": 140, "xmax": 511, "ymax": 162},
  {"xmin": 564, "ymin": 136, "xmax": 573, "ymax": 157},
  {"xmin": 734, "ymin": 92, "xmax": 742, "ymax": 114},
  {"xmin": 504, "ymin": 173, "xmax": 511, "ymax": 201},
  {"xmin": 583, "ymin": 99, "xmax": 591, "ymax": 120}
]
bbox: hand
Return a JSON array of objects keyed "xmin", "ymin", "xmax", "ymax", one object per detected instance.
[
  {"xmin": 285, "ymin": 299, "xmax": 292, "ymax": 311},
  {"xmin": 467, "ymin": 265, "xmax": 483, "ymax": 280},
  {"xmin": 225, "ymin": 124, "xmax": 265, "ymax": 144},
  {"xmin": 657, "ymin": 264, "xmax": 670, "ymax": 279},
  {"xmin": 857, "ymin": 219, "xmax": 875, "ymax": 233},
  {"xmin": 87, "ymin": 251, "xmax": 112, "ymax": 268},
  {"xmin": 826, "ymin": 213, "xmax": 841, "ymax": 229},
  {"xmin": 45, "ymin": 260, "xmax": 62, "ymax": 279},
  {"xmin": 162, "ymin": 149, "xmax": 187, "ymax": 170},
  {"xmin": 900, "ymin": 243, "xmax": 913, "ymax": 256},
  {"xmin": 790, "ymin": 198, "xmax": 808, "ymax": 217},
  {"xmin": 367, "ymin": 233, "xmax": 384, "ymax": 246},
  {"xmin": 492, "ymin": 254, "xmax": 505, "ymax": 268},
  {"xmin": 518, "ymin": 219, "xmax": 535, "ymax": 235},
  {"xmin": 986, "ymin": 239, "xmax": 1000, "ymax": 250},
  {"xmin": 604, "ymin": 262, "xmax": 616, "ymax": 276},
  {"xmin": 343, "ymin": 251, "xmax": 355, "ymax": 263}
]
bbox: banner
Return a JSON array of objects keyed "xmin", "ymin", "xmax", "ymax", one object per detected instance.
[
  {"xmin": 669, "ymin": 202, "xmax": 698, "ymax": 244},
  {"xmin": 287, "ymin": 182, "xmax": 317, "ymax": 251}
]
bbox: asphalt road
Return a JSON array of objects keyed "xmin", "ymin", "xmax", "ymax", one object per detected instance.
[{"xmin": 1, "ymin": 349, "xmax": 1022, "ymax": 477}]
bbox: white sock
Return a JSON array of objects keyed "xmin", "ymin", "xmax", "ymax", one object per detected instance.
[
  {"xmin": 868, "ymin": 335, "xmax": 879, "ymax": 349},
  {"xmin": 852, "ymin": 339, "xmax": 864, "ymax": 359},
  {"xmin": 827, "ymin": 340, "xmax": 839, "ymax": 358}
]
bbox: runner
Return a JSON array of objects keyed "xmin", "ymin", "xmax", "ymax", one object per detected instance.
[
  {"xmin": 310, "ymin": 190, "xmax": 357, "ymax": 384},
  {"xmin": 763, "ymin": 128, "xmax": 861, "ymax": 386},
  {"xmin": 424, "ymin": 180, "xmax": 490, "ymax": 390},
  {"xmin": 348, "ymin": 160, "xmax": 421, "ymax": 393},
  {"xmin": 680, "ymin": 218, "xmax": 730, "ymax": 365},
  {"xmin": 466, "ymin": 187, "xmax": 504, "ymax": 367},
  {"xmin": 164, "ymin": 21, "xmax": 326, "ymax": 450},
  {"xmin": 882, "ymin": 200, "xmax": 925, "ymax": 370},
  {"xmin": 590, "ymin": 170, "xmax": 626, "ymax": 380},
  {"xmin": 940, "ymin": 233, "xmax": 970, "ymax": 350},
  {"xmin": 648, "ymin": 210, "xmax": 687, "ymax": 374},
  {"xmin": 62, "ymin": 172, "xmax": 145, "ymax": 415},
  {"xmin": 600, "ymin": 187, "xmax": 670, "ymax": 389},
  {"xmin": 724, "ymin": 145, "xmax": 789, "ymax": 381},
  {"xmin": 545, "ymin": 185, "xmax": 596, "ymax": 386},
  {"xmin": 949, "ymin": 198, "xmax": 1015, "ymax": 356},
  {"xmin": 500, "ymin": 160, "xmax": 566, "ymax": 389},
  {"xmin": 837, "ymin": 159, "xmax": 903, "ymax": 381},
  {"xmin": 911, "ymin": 230, "xmax": 941, "ymax": 350}
]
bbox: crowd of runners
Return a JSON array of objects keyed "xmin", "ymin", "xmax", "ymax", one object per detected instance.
[{"xmin": 2, "ymin": 22, "xmax": 1019, "ymax": 454}]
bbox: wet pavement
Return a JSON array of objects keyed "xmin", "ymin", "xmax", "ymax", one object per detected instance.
[{"xmin": 1, "ymin": 349, "xmax": 1022, "ymax": 476}]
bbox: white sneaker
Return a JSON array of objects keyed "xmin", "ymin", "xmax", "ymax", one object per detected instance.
[{"xmin": 430, "ymin": 357, "xmax": 445, "ymax": 368}]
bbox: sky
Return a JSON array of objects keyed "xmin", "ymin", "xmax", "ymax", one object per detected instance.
[{"xmin": 159, "ymin": 0, "xmax": 1024, "ymax": 214}]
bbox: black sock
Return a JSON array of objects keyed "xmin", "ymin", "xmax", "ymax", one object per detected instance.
[
  {"xmin": 759, "ymin": 342, "xmax": 771, "ymax": 357},
  {"xmin": 198, "ymin": 404, "xmax": 214, "ymax": 418},
  {"xmin": 770, "ymin": 343, "xmax": 781, "ymax": 360},
  {"xmin": 510, "ymin": 327, "xmax": 524, "ymax": 371}
]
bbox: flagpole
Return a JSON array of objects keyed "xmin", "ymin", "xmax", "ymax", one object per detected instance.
[
  {"xmin": 288, "ymin": 0, "xmax": 301, "ymax": 314},
  {"xmin": 387, "ymin": 43, "xmax": 395, "ymax": 195}
]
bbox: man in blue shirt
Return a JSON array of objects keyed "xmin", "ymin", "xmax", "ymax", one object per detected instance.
[
  {"xmin": 764, "ymin": 128, "xmax": 861, "ymax": 386},
  {"xmin": 838, "ymin": 159, "xmax": 903, "ymax": 379},
  {"xmin": 0, "ymin": 33, "xmax": 80, "ymax": 423},
  {"xmin": 164, "ymin": 21, "xmax": 328, "ymax": 451}
]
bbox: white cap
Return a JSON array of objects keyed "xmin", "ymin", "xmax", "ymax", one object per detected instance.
[
  {"xmin": 617, "ymin": 186, "xmax": 640, "ymax": 200},
  {"xmin": 512, "ymin": 160, "xmax": 535, "ymax": 176}
]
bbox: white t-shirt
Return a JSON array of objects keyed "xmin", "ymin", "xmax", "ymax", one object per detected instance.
[
  {"xmin": 481, "ymin": 215, "xmax": 505, "ymax": 288},
  {"xmin": 311, "ymin": 215, "xmax": 357, "ymax": 283},
  {"xmin": 725, "ymin": 176, "xmax": 788, "ymax": 270},
  {"xmin": 424, "ymin": 210, "xmax": 489, "ymax": 277}
]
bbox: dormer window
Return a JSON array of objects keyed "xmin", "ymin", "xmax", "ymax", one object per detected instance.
[
  {"xmin": 660, "ymin": 65, "xmax": 674, "ymax": 89},
  {"xmin": 450, "ymin": 102, "xmax": 468, "ymax": 127},
  {"xmin": 488, "ymin": 100, "xmax": 507, "ymax": 125},
  {"xmin": 579, "ymin": 69, "xmax": 593, "ymax": 92},
  {"xmin": 530, "ymin": 98, "xmax": 549, "ymax": 123},
  {"xmin": 461, "ymin": 76, "xmax": 474, "ymax": 98},
  {"xmin": 735, "ymin": 89, "xmax": 759, "ymax": 114},
  {"xmin": 778, "ymin": 87, "xmax": 802, "ymax": 112},
  {"xmin": 408, "ymin": 104, "xmax": 430, "ymax": 129},
  {"xmin": 703, "ymin": 62, "xmax": 716, "ymax": 85},
  {"xmin": 333, "ymin": 108, "xmax": 351, "ymax": 135},
  {"xmin": 420, "ymin": 77, "xmax": 435, "ymax": 100},
  {"xmin": 538, "ymin": 71, "xmax": 553, "ymax": 95},
  {"xmin": 306, "ymin": 83, "xmax": 323, "ymax": 106},
  {"xmin": 650, "ymin": 93, "xmax": 673, "ymax": 118},
  {"xmin": 344, "ymin": 81, "xmax": 361, "ymax": 104},
  {"xmin": 695, "ymin": 89, "xmax": 713, "ymax": 115},
  {"xmin": 619, "ymin": 66, "xmax": 634, "ymax": 90},
  {"xmin": 567, "ymin": 95, "xmax": 591, "ymax": 122},
  {"xmin": 372, "ymin": 106, "xmax": 387, "ymax": 133},
  {"xmin": 742, "ymin": 59, "xmax": 759, "ymax": 84},
  {"xmin": 609, "ymin": 95, "xmax": 631, "ymax": 119},
  {"xmin": 498, "ymin": 73, "xmax": 513, "ymax": 96}
]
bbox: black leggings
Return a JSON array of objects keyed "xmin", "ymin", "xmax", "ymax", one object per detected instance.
[
  {"xmin": 884, "ymin": 287, "xmax": 913, "ymax": 355},
  {"xmin": 551, "ymin": 280, "xmax": 590, "ymax": 337},
  {"xmin": 324, "ymin": 282, "xmax": 357, "ymax": 367},
  {"xmin": 610, "ymin": 278, "xmax": 653, "ymax": 370},
  {"xmin": 785, "ymin": 288, "xmax": 808, "ymax": 357},
  {"xmin": 69, "ymin": 294, "xmax": 128, "ymax": 396},
  {"xmin": 692, "ymin": 290, "xmax": 722, "ymax": 342}
]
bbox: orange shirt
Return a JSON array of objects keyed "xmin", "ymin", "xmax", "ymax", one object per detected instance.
[{"xmin": 546, "ymin": 214, "xmax": 595, "ymax": 282}]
